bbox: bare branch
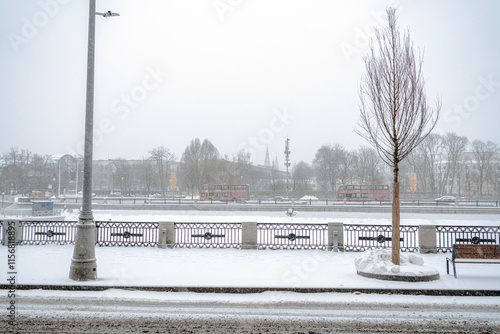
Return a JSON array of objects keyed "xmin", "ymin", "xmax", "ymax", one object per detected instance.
[{"xmin": 356, "ymin": 7, "xmax": 440, "ymax": 182}]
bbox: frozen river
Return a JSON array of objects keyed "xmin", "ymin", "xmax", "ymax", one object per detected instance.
[{"xmin": 77, "ymin": 209, "xmax": 500, "ymax": 227}]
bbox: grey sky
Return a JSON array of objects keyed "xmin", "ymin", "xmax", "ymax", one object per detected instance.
[{"xmin": 1, "ymin": 0, "xmax": 499, "ymax": 167}]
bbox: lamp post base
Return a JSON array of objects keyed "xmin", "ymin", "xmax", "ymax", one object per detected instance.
[{"xmin": 69, "ymin": 211, "xmax": 97, "ymax": 281}]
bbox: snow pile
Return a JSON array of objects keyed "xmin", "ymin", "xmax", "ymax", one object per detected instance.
[
  {"xmin": 299, "ymin": 196, "xmax": 319, "ymax": 201},
  {"xmin": 355, "ymin": 249, "xmax": 439, "ymax": 281}
]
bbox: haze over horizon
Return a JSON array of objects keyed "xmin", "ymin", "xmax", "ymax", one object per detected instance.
[{"xmin": 1, "ymin": 0, "xmax": 499, "ymax": 166}]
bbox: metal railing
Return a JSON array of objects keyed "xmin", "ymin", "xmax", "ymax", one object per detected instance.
[
  {"xmin": 20, "ymin": 221, "xmax": 76, "ymax": 245},
  {"xmin": 175, "ymin": 222, "xmax": 241, "ymax": 248},
  {"xmin": 47, "ymin": 196, "xmax": 500, "ymax": 207},
  {"xmin": 4, "ymin": 220, "xmax": 498, "ymax": 253},
  {"xmin": 96, "ymin": 221, "xmax": 158, "ymax": 247},
  {"xmin": 344, "ymin": 224, "xmax": 419, "ymax": 252},
  {"xmin": 436, "ymin": 225, "xmax": 500, "ymax": 252},
  {"xmin": 32, "ymin": 209, "xmax": 63, "ymax": 217},
  {"xmin": 257, "ymin": 223, "xmax": 328, "ymax": 250},
  {"xmin": 1, "ymin": 209, "xmax": 62, "ymax": 218}
]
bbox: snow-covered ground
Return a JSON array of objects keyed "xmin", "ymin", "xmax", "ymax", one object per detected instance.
[
  {"xmin": 4, "ymin": 243, "xmax": 499, "ymax": 290},
  {"xmin": 1, "ymin": 210, "xmax": 499, "ymax": 332},
  {"xmin": 2, "ymin": 209, "xmax": 498, "ymax": 290},
  {"xmin": 6, "ymin": 288, "xmax": 500, "ymax": 333}
]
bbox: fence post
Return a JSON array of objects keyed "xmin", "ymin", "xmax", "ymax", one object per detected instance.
[
  {"xmin": 241, "ymin": 222, "xmax": 258, "ymax": 250},
  {"xmin": 418, "ymin": 225, "xmax": 437, "ymax": 254},
  {"xmin": 158, "ymin": 221, "xmax": 175, "ymax": 248},
  {"xmin": 161, "ymin": 228, "xmax": 166, "ymax": 249},
  {"xmin": 328, "ymin": 222, "xmax": 343, "ymax": 251},
  {"xmin": 2, "ymin": 219, "xmax": 22, "ymax": 246},
  {"xmin": 333, "ymin": 231, "xmax": 339, "ymax": 252}
]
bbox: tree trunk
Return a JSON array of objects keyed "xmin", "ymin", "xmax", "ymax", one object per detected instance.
[{"xmin": 392, "ymin": 182, "xmax": 400, "ymax": 265}]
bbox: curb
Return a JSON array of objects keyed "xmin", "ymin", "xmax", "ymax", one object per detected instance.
[
  {"xmin": 356, "ymin": 271, "xmax": 441, "ymax": 282},
  {"xmin": 2, "ymin": 284, "xmax": 500, "ymax": 297}
]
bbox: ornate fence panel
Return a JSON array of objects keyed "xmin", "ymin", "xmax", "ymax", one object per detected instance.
[
  {"xmin": 436, "ymin": 225, "xmax": 500, "ymax": 252},
  {"xmin": 257, "ymin": 223, "xmax": 328, "ymax": 250},
  {"xmin": 344, "ymin": 224, "xmax": 419, "ymax": 252},
  {"xmin": 95, "ymin": 221, "xmax": 159, "ymax": 247},
  {"xmin": 20, "ymin": 221, "xmax": 76, "ymax": 245},
  {"xmin": 175, "ymin": 223, "xmax": 241, "ymax": 248}
]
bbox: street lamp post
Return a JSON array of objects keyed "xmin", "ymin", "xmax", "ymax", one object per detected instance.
[
  {"xmin": 57, "ymin": 158, "xmax": 61, "ymax": 198},
  {"xmin": 69, "ymin": 0, "xmax": 119, "ymax": 281},
  {"xmin": 284, "ymin": 138, "xmax": 291, "ymax": 199}
]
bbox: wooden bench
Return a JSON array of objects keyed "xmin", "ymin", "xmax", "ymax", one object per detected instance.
[{"xmin": 446, "ymin": 244, "xmax": 500, "ymax": 278}]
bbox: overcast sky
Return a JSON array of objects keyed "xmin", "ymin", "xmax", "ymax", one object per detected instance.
[{"xmin": 1, "ymin": 0, "xmax": 499, "ymax": 167}]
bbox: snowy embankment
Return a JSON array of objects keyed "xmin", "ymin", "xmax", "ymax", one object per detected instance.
[
  {"xmin": 3, "ymin": 244, "xmax": 498, "ymax": 291},
  {"xmin": 355, "ymin": 249, "xmax": 440, "ymax": 281},
  {"xmin": 1, "ymin": 209, "xmax": 495, "ymax": 290}
]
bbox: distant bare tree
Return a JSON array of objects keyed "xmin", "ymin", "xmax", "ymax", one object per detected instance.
[
  {"xmin": 217, "ymin": 151, "xmax": 253, "ymax": 185},
  {"xmin": 441, "ymin": 133, "xmax": 468, "ymax": 195},
  {"xmin": 355, "ymin": 147, "xmax": 386, "ymax": 185},
  {"xmin": 112, "ymin": 159, "xmax": 132, "ymax": 196},
  {"xmin": 180, "ymin": 138, "xmax": 219, "ymax": 198},
  {"xmin": 471, "ymin": 140, "xmax": 499, "ymax": 196},
  {"xmin": 337, "ymin": 150, "xmax": 357, "ymax": 186},
  {"xmin": 200, "ymin": 139, "xmax": 220, "ymax": 185},
  {"xmin": 140, "ymin": 158, "xmax": 155, "ymax": 195},
  {"xmin": 356, "ymin": 8, "xmax": 440, "ymax": 264},
  {"xmin": 149, "ymin": 146, "xmax": 175, "ymax": 196},
  {"xmin": 312, "ymin": 143, "xmax": 346, "ymax": 196},
  {"xmin": 180, "ymin": 139, "xmax": 203, "ymax": 198},
  {"xmin": 292, "ymin": 161, "xmax": 314, "ymax": 197},
  {"xmin": 420, "ymin": 134, "xmax": 444, "ymax": 198}
]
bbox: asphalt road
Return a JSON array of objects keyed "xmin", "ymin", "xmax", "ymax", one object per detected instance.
[{"xmin": 3, "ymin": 293, "xmax": 500, "ymax": 333}]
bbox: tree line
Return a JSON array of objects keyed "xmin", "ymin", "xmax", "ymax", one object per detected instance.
[{"xmin": 0, "ymin": 134, "xmax": 499, "ymax": 199}]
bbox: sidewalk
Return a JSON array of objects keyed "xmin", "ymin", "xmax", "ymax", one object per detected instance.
[{"xmin": 1, "ymin": 244, "xmax": 499, "ymax": 295}]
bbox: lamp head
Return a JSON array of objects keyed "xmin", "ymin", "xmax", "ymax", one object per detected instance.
[{"xmin": 96, "ymin": 10, "xmax": 120, "ymax": 18}]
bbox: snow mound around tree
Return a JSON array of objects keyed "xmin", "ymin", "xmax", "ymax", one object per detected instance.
[{"xmin": 355, "ymin": 249, "xmax": 440, "ymax": 281}]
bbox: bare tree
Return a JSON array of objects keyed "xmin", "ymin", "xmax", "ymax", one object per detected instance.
[
  {"xmin": 355, "ymin": 147, "xmax": 386, "ymax": 186},
  {"xmin": 179, "ymin": 138, "xmax": 219, "ymax": 198},
  {"xmin": 292, "ymin": 161, "xmax": 314, "ymax": 197},
  {"xmin": 149, "ymin": 146, "xmax": 175, "ymax": 196},
  {"xmin": 180, "ymin": 138, "xmax": 202, "ymax": 198},
  {"xmin": 471, "ymin": 140, "xmax": 499, "ymax": 196},
  {"xmin": 441, "ymin": 133, "xmax": 468, "ymax": 195},
  {"xmin": 312, "ymin": 143, "xmax": 346, "ymax": 196},
  {"xmin": 217, "ymin": 151, "xmax": 253, "ymax": 185},
  {"xmin": 356, "ymin": 8, "xmax": 440, "ymax": 264},
  {"xmin": 140, "ymin": 158, "xmax": 155, "ymax": 195},
  {"xmin": 200, "ymin": 139, "xmax": 220, "ymax": 185},
  {"xmin": 420, "ymin": 134, "xmax": 444, "ymax": 198}
]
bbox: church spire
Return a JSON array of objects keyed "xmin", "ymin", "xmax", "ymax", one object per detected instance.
[{"xmin": 264, "ymin": 146, "xmax": 271, "ymax": 167}]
